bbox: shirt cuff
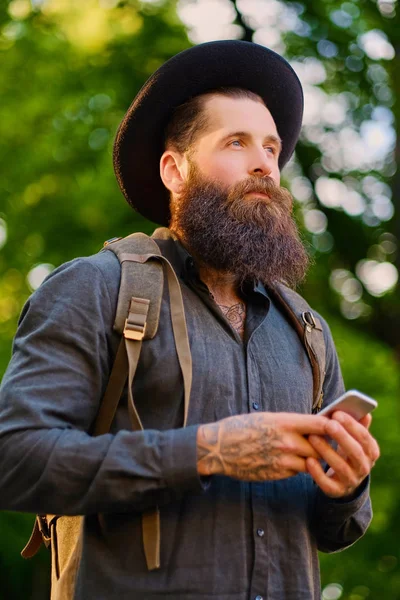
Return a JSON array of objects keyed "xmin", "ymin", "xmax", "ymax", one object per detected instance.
[
  {"xmin": 161, "ymin": 425, "xmax": 210, "ymax": 493},
  {"xmin": 317, "ymin": 475, "xmax": 370, "ymax": 516}
]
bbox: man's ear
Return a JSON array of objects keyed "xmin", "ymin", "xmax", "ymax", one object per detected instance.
[{"xmin": 160, "ymin": 149, "xmax": 188, "ymax": 195}]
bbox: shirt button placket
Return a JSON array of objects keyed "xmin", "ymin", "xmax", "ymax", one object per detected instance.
[{"xmin": 248, "ymin": 348, "xmax": 267, "ymax": 600}]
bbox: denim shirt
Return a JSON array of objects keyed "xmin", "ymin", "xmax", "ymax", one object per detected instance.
[{"xmin": 0, "ymin": 228, "xmax": 372, "ymax": 600}]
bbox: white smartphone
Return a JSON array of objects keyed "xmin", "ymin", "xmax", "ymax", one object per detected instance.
[{"xmin": 319, "ymin": 389, "xmax": 377, "ymax": 420}]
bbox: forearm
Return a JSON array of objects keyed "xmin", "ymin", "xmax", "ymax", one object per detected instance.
[
  {"xmin": 0, "ymin": 425, "xmax": 203, "ymax": 515},
  {"xmin": 196, "ymin": 413, "xmax": 329, "ymax": 481},
  {"xmin": 197, "ymin": 417, "xmax": 283, "ymax": 480}
]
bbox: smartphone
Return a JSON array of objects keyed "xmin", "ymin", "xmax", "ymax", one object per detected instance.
[{"xmin": 319, "ymin": 389, "xmax": 377, "ymax": 420}]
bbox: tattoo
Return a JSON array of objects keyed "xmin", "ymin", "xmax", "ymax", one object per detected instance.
[
  {"xmin": 217, "ymin": 302, "xmax": 246, "ymax": 338},
  {"xmin": 197, "ymin": 415, "xmax": 283, "ymax": 481}
]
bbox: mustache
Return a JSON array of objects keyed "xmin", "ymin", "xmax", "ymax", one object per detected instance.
[
  {"xmin": 224, "ymin": 176, "xmax": 294, "ymax": 226},
  {"xmin": 227, "ymin": 176, "xmax": 293, "ymax": 208},
  {"xmin": 229, "ymin": 175, "xmax": 277, "ymax": 194}
]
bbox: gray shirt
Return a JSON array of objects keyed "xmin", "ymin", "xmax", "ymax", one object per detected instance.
[{"xmin": 0, "ymin": 229, "xmax": 371, "ymax": 600}]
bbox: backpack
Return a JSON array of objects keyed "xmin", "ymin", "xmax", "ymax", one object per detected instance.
[{"xmin": 21, "ymin": 228, "xmax": 326, "ymax": 598}]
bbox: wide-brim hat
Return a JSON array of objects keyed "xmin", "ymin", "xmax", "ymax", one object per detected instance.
[{"xmin": 113, "ymin": 40, "xmax": 303, "ymax": 226}]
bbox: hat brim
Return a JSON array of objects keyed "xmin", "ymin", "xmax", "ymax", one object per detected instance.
[{"xmin": 113, "ymin": 40, "xmax": 303, "ymax": 226}]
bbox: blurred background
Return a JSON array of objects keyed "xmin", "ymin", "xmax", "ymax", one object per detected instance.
[{"xmin": 0, "ymin": 0, "xmax": 399, "ymax": 598}]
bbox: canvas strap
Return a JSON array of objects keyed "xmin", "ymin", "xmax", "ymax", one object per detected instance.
[
  {"xmin": 21, "ymin": 515, "xmax": 51, "ymax": 558},
  {"xmin": 94, "ymin": 251, "xmax": 192, "ymax": 570},
  {"xmin": 109, "ymin": 233, "xmax": 164, "ymax": 339},
  {"xmin": 119, "ymin": 253, "xmax": 192, "ymax": 429},
  {"xmin": 269, "ymin": 283, "xmax": 326, "ymax": 413},
  {"xmin": 22, "ymin": 248, "xmax": 193, "ymax": 572}
]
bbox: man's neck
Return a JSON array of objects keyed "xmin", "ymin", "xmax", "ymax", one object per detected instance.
[
  {"xmin": 198, "ymin": 264, "xmax": 246, "ymax": 340},
  {"xmin": 172, "ymin": 230, "xmax": 247, "ymax": 338},
  {"xmin": 197, "ymin": 264, "xmax": 242, "ymax": 305},
  {"xmin": 171, "ymin": 228, "xmax": 243, "ymax": 305}
]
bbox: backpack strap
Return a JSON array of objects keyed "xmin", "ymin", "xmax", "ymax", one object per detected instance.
[
  {"xmin": 98, "ymin": 234, "xmax": 192, "ymax": 570},
  {"xmin": 107, "ymin": 232, "xmax": 165, "ymax": 339},
  {"xmin": 92, "ymin": 232, "xmax": 166, "ymax": 438},
  {"xmin": 102, "ymin": 233, "xmax": 192, "ymax": 432},
  {"xmin": 22, "ymin": 233, "xmax": 193, "ymax": 572},
  {"xmin": 269, "ymin": 283, "xmax": 326, "ymax": 413},
  {"xmin": 21, "ymin": 515, "xmax": 51, "ymax": 558}
]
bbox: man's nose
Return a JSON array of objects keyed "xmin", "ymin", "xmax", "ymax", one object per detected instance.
[{"xmin": 249, "ymin": 148, "xmax": 272, "ymax": 177}]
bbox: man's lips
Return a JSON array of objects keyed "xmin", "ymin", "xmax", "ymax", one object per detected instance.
[{"xmin": 245, "ymin": 191, "xmax": 271, "ymax": 200}]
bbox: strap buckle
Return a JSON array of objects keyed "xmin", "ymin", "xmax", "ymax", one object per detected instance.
[
  {"xmin": 37, "ymin": 515, "xmax": 51, "ymax": 546},
  {"xmin": 123, "ymin": 297, "xmax": 150, "ymax": 341},
  {"xmin": 302, "ymin": 311, "xmax": 316, "ymax": 332},
  {"xmin": 124, "ymin": 320, "xmax": 146, "ymax": 341}
]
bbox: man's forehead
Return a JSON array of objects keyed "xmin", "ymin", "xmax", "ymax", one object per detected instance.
[{"xmin": 202, "ymin": 94, "xmax": 279, "ymax": 136}]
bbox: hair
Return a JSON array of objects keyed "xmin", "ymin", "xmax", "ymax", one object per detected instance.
[{"xmin": 164, "ymin": 87, "xmax": 265, "ymax": 154}]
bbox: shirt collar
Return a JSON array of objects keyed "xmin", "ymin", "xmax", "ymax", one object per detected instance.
[{"xmin": 151, "ymin": 226, "xmax": 270, "ymax": 301}]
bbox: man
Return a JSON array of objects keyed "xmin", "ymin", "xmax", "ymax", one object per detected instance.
[{"xmin": 0, "ymin": 40, "xmax": 379, "ymax": 599}]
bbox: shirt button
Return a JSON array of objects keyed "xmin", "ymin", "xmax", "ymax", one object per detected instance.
[
  {"xmin": 257, "ymin": 528, "xmax": 265, "ymax": 537},
  {"xmin": 252, "ymin": 401, "xmax": 260, "ymax": 410}
]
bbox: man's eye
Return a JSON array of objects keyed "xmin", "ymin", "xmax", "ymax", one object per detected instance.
[
  {"xmin": 265, "ymin": 146, "xmax": 275, "ymax": 154},
  {"xmin": 230, "ymin": 140, "xmax": 242, "ymax": 147}
]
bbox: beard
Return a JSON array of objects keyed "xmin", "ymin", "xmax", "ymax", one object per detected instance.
[{"xmin": 170, "ymin": 163, "xmax": 310, "ymax": 288}]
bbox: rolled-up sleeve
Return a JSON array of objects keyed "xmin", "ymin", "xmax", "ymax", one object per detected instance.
[{"xmin": 0, "ymin": 255, "xmax": 204, "ymax": 516}]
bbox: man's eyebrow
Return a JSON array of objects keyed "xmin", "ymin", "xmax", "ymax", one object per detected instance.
[
  {"xmin": 221, "ymin": 131, "xmax": 282, "ymax": 151},
  {"xmin": 264, "ymin": 134, "xmax": 282, "ymax": 151}
]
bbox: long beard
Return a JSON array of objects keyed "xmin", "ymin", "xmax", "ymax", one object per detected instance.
[{"xmin": 170, "ymin": 165, "xmax": 310, "ymax": 288}]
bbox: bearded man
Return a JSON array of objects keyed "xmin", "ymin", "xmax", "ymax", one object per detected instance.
[{"xmin": 0, "ymin": 41, "xmax": 379, "ymax": 600}]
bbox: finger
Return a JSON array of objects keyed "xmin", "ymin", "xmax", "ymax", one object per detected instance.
[
  {"xmin": 306, "ymin": 457, "xmax": 350, "ymax": 498},
  {"xmin": 281, "ymin": 454, "xmax": 308, "ymax": 474},
  {"xmin": 280, "ymin": 413, "xmax": 330, "ymax": 436},
  {"xmin": 308, "ymin": 434, "xmax": 359, "ymax": 487},
  {"xmin": 325, "ymin": 419, "xmax": 374, "ymax": 472},
  {"xmin": 286, "ymin": 433, "xmax": 322, "ymax": 459},
  {"xmin": 331, "ymin": 412, "xmax": 380, "ymax": 463},
  {"xmin": 332, "ymin": 410, "xmax": 372, "ymax": 430},
  {"xmin": 359, "ymin": 413, "xmax": 372, "ymax": 430}
]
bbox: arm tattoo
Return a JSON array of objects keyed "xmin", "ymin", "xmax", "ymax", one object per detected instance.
[
  {"xmin": 197, "ymin": 415, "xmax": 283, "ymax": 481},
  {"xmin": 217, "ymin": 302, "xmax": 246, "ymax": 337}
]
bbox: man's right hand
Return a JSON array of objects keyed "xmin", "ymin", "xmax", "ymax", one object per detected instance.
[{"xmin": 197, "ymin": 412, "xmax": 329, "ymax": 481}]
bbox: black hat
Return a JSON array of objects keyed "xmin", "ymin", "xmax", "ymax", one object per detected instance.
[{"xmin": 113, "ymin": 40, "xmax": 303, "ymax": 225}]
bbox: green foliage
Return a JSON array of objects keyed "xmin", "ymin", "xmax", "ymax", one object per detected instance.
[
  {"xmin": 0, "ymin": 0, "xmax": 189, "ymax": 372},
  {"xmin": 318, "ymin": 315, "xmax": 400, "ymax": 598}
]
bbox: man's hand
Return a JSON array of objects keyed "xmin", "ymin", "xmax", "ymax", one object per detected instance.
[
  {"xmin": 306, "ymin": 411, "xmax": 380, "ymax": 498},
  {"xmin": 197, "ymin": 412, "xmax": 329, "ymax": 481}
]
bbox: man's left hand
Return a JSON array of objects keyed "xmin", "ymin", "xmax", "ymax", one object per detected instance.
[{"xmin": 305, "ymin": 411, "xmax": 380, "ymax": 499}]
